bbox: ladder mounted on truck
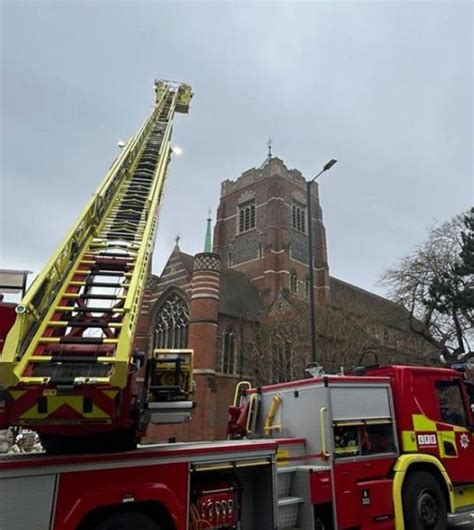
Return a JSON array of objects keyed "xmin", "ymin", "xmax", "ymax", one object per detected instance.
[{"xmin": 0, "ymin": 81, "xmax": 193, "ymax": 445}]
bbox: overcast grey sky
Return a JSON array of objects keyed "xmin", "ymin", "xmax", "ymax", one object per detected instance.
[{"xmin": 1, "ymin": 0, "xmax": 472, "ymax": 298}]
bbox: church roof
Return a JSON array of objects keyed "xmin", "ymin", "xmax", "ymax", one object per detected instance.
[
  {"xmin": 329, "ymin": 276, "xmax": 414, "ymax": 331},
  {"xmin": 329, "ymin": 276, "xmax": 441, "ymax": 359},
  {"xmin": 219, "ymin": 267, "xmax": 262, "ymax": 319}
]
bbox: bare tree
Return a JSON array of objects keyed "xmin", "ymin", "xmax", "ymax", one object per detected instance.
[
  {"xmin": 243, "ymin": 298, "xmax": 311, "ymax": 386},
  {"xmin": 242, "ymin": 291, "xmax": 434, "ymax": 386},
  {"xmin": 381, "ymin": 210, "xmax": 473, "ymax": 363}
]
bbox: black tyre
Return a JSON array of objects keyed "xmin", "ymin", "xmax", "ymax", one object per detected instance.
[
  {"xmin": 92, "ymin": 512, "xmax": 160, "ymax": 530},
  {"xmin": 402, "ymin": 471, "xmax": 448, "ymax": 530}
]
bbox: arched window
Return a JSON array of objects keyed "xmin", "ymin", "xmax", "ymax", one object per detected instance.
[
  {"xmin": 222, "ymin": 328, "xmax": 236, "ymax": 374},
  {"xmin": 292, "ymin": 202, "xmax": 306, "ymax": 233},
  {"xmin": 238, "ymin": 201, "xmax": 256, "ymax": 233},
  {"xmin": 154, "ymin": 292, "xmax": 189, "ymax": 349},
  {"xmin": 275, "ymin": 332, "xmax": 292, "ymax": 383},
  {"xmin": 290, "ymin": 271, "xmax": 298, "ymax": 293}
]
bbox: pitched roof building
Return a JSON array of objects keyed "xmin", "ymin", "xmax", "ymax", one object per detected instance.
[{"xmin": 135, "ymin": 157, "xmax": 440, "ymax": 442}]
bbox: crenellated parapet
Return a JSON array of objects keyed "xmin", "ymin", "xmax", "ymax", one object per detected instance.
[{"xmin": 221, "ymin": 157, "xmax": 307, "ymax": 197}]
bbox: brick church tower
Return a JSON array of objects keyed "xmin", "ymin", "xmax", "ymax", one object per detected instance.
[{"xmin": 213, "ymin": 156, "xmax": 330, "ymax": 306}]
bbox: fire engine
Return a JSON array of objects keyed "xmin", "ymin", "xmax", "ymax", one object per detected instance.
[
  {"xmin": 0, "ymin": 364, "xmax": 473, "ymax": 529},
  {"xmin": 1, "ymin": 82, "xmax": 473, "ymax": 530}
]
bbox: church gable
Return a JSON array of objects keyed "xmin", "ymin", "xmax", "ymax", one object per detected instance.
[
  {"xmin": 151, "ymin": 248, "xmax": 193, "ymax": 302},
  {"xmin": 267, "ymin": 290, "xmax": 294, "ymax": 316}
]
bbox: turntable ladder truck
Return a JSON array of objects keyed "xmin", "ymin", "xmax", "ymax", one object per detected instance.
[
  {"xmin": 0, "ymin": 83, "xmax": 473, "ymax": 530},
  {"xmin": 0, "ymin": 364, "xmax": 473, "ymax": 530},
  {"xmin": 0, "ymin": 80, "xmax": 194, "ymax": 452}
]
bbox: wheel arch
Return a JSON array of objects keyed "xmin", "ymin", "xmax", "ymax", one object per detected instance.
[
  {"xmin": 76, "ymin": 500, "xmax": 176, "ymax": 530},
  {"xmin": 392, "ymin": 454, "xmax": 454, "ymax": 530}
]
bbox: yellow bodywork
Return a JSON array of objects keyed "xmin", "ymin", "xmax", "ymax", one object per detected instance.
[{"xmin": 392, "ymin": 454, "xmax": 455, "ymax": 530}]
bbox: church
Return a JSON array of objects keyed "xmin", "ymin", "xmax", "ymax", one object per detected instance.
[{"xmin": 134, "ymin": 155, "xmax": 440, "ymax": 442}]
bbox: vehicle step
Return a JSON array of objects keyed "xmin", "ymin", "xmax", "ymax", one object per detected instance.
[
  {"xmin": 277, "ymin": 466, "xmax": 298, "ymax": 474},
  {"xmin": 278, "ymin": 496, "xmax": 304, "ymax": 506}
]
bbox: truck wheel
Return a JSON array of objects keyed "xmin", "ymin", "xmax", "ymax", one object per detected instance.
[
  {"xmin": 402, "ymin": 471, "xmax": 447, "ymax": 530},
  {"xmin": 92, "ymin": 512, "xmax": 160, "ymax": 530}
]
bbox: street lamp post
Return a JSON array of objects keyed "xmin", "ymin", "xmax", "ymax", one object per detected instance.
[{"xmin": 307, "ymin": 159, "xmax": 337, "ymax": 365}]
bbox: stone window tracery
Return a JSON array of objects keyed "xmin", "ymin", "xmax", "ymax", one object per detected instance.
[{"xmin": 154, "ymin": 292, "xmax": 189, "ymax": 349}]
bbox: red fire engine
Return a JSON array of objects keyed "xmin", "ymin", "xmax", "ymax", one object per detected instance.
[
  {"xmin": 1, "ymin": 82, "xmax": 473, "ymax": 530},
  {"xmin": 0, "ymin": 365, "xmax": 473, "ymax": 529}
]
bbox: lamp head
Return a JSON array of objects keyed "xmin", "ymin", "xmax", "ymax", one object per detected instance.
[{"xmin": 323, "ymin": 159, "xmax": 338, "ymax": 171}]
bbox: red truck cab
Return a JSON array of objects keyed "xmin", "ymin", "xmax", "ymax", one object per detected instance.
[{"xmin": 368, "ymin": 365, "xmax": 474, "ymax": 484}]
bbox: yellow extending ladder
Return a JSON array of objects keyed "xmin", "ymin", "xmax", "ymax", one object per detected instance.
[{"xmin": 0, "ymin": 81, "xmax": 193, "ymax": 395}]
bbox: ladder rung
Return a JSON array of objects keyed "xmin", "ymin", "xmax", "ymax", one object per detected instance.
[
  {"xmin": 69, "ymin": 281, "xmax": 130, "ymax": 288},
  {"xmin": 55, "ymin": 306, "xmax": 126, "ymax": 313},
  {"xmin": 98, "ymin": 227, "xmax": 143, "ymax": 234},
  {"xmin": 80, "ymin": 258, "xmax": 133, "ymax": 265},
  {"xmin": 98, "ymin": 233, "xmax": 141, "ymax": 240},
  {"xmin": 73, "ymin": 271, "xmax": 133, "ymax": 277},
  {"xmin": 90, "ymin": 236, "xmax": 142, "ymax": 243},
  {"xmin": 38, "ymin": 337, "xmax": 119, "ymax": 344},
  {"xmin": 20, "ymin": 376, "xmax": 111, "ymax": 385},
  {"xmin": 47, "ymin": 321, "xmax": 123, "ymax": 328},
  {"xmin": 101, "ymin": 222, "xmax": 146, "ymax": 229},
  {"xmin": 86, "ymin": 253, "xmax": 136, "ymax": 259},
  {"xmin": 108, "ymin": 212, "xmax": 145, "ymax": 218},
  {"xmin": 79, "ymin": 261, "xmax": 132, "ymax": 270},
  {"xmin": 99, "ymin": 225, "xmax": 145, "ymax": 232},
  {"xmin": 96, "ymin": 232, "xmax": 142, "ymax": 241},
  {"xmin": 61, "ymin": 293, "xmax": 126, "ymax": 300},
  {"xmin": 29, "ymin": 355, "xmax": 117, "ymax": 363}
]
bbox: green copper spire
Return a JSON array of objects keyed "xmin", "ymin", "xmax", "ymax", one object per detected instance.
[{"xmin": 204, "ymin": 208, "xmax": 212, "ymax": 252}]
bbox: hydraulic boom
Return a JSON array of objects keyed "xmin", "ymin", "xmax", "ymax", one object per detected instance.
[{"xmin": 0, "ymin": 81, "xmax": 193, "ymax": 451}]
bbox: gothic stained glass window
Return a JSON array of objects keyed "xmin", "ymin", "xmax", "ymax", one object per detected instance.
[
  {"xmin": 154, "ymin": 292, "xmax": 189, "ymax": 349},
  {"xmin": 222, "ymin": 328, "xmax": 236, "ymax": 374}
]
